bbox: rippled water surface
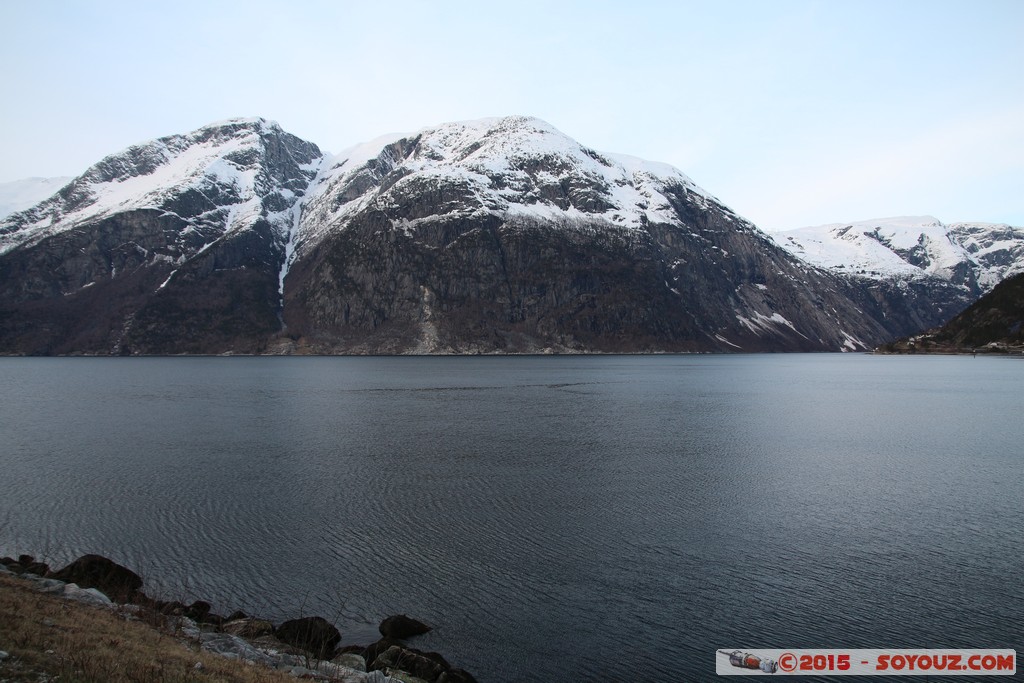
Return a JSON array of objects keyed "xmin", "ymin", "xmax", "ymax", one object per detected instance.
[{"xmin": 1, "ymin": 355, "xmax": 1021, "ymax": 681}]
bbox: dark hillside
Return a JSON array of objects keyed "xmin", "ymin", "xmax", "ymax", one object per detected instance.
[{"xmin": 877, "ymin": 272, "xmax": 1024, "ymax": 354}]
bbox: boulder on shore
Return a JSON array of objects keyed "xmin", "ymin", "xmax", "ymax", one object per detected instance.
[
  {"xmin": 364, "ymin": 637, "xmax": 402, "ymax": 668},
  {"xmin": 370, "ymin": 645, "xmax": 446, "ymax": 683},
  {"xmin": 379, "ymin": 614, "xmax": 432, "ymax": 639},
  {"xmin": 1, "ymin": 555, "xmax": 51, "ymax": 577},
  {"xmin": 276, "ymin": 616, "xmax": 341, "ymax": 658},
  {"xmin": 48, "ymin": 554, "xmax": 143, "ymax": 602},
  {"xmin": 437, "ymin": 670, "xmax": 479, "ymax": 683},
  {"xmin": 222, "ymin": 617, "xmax": 275, "ymax": 639},
  {"xmin": 332, "ymin": 652, "xmax": 367, "ymax": 672},
  {"xmin": 62, "ymin": 583, "xmax": 114, "ymax": 606}
]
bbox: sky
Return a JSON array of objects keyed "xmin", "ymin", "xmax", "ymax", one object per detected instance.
[{"xmin": 1, "ymin": 0, "xmax": 1021, "ymax": 231}]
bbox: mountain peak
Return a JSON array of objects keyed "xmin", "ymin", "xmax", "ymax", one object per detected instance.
[
  {"xmin": 298, "ymin": 114, "xmax": 725, "ymax": 258},
  {"xmin": 1, "ymin": 117, "xmax": 321, "ymax": 257},
  {"xmin": 197, "ymin": 116, "xmax": 285, "ymax": 137},
  {"xmin": 204, "ymin": 115, "xmax": 274, "ymax": 127}
]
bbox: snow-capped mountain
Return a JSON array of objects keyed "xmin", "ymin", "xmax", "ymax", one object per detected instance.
[
  {"xmin": 293, "ymin": 116, "xmax": 724, "ymax": 259},
  {"xmin": 0, "ymin": 177, "xmax": 74, "ymax": 220},
  {"xmin": 1, "ymin": 118, "xmax": 320, "ymax": 263},
  {"xmin": 0, "ymin": 118, "xmax": 321, "ymax": 353},
  {"xmin": 774, "ymin": 216, "xmax": 1024, "ymax": 295},
  {"xmin": 0, "ymin": 116, "xmax": 1004, "ymax": 354},
  {"xmin": 279, "ymin": 116, "xmax": 965, "ymax": 353}
]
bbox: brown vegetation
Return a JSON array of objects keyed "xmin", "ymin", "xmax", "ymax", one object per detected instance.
[{"xmin": 0, "ymin": 573, "xmax": 296, "ymax": 683}]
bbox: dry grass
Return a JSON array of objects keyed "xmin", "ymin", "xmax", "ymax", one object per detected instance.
[{"xmin": 0, "ymin": 574, "xmax": 298, "ymax": 683}]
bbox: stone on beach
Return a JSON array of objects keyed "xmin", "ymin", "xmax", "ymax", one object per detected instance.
[
  {"xmin": 370, "ymin": 644, "xmax": 447, "ymax": 683},
  {"xmin": 199, "ymin": 631, "xmax": 276, "ymax": 667},
  {"xmin": 379, "ymin": 614, "xmax": 432, "ymax": 639},
  {"xmin": 332, "ymin": 651, "xmax": 368, "ymax": 671},
  {"xmin": 62, "ymin": 583, "xmax": 113, "ymax": 606},
  {"xmin": 48, "ymin": 554, "xmax": 143, "ymax": 602},
  {"xmin": 1, "ymin": 555, "xmax": 51, "ymax": 577},
  {"xmin": 275, "ymin": 615, "xmax": 342, "ymax": 658},
  {"xmin": 222, "ymin": 617, "xmax": 275, "ymax": 639}
]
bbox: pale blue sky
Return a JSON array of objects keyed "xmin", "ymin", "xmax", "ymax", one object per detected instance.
[{"xmin": 1, "ymin": 0, "xmax": 1021, "ymax": 230}]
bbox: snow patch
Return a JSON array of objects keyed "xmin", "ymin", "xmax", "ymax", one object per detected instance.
[
  {"xmin": 278, "ymin": 153, "xmax": 329, "ymax": 307},
  {"xmin": 736, "ymin": 311, "xmax": 806, "ymax": 338},
  {"xmin": 839, "ymin": 330, "xmax": 866, "ymax": 352},
  {"xmin": 714, "ymin": 334, "xmax": 741, "ymax": 349}
]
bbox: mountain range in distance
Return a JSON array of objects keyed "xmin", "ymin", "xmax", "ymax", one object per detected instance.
[{"xmin": 1, "ymin": 115, "xmax": 1021, "ymax": 355}]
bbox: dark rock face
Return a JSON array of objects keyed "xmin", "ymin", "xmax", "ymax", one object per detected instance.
[
  {"xmin": 48, "ymin": 554, "xmax": 143, "ymax": 602},
  {"xmin": 379, "ymin": 614, "xmax": 432, "ymax": 639},
  {"xmin": 275, "ymin": 616, "xmax": 341, "ymax": 658},
  {"xmin": 283, "ymin": 175, "xmax": 934, "ymax": 353}
]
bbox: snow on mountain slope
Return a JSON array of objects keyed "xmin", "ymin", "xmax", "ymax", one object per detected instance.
[
  {"xmin": 281, "ymin": 115, "xmax": 950, "ymax": 354},
  {"xmin": 0, "ymin": 118, "xmax": 322, "ymax": 257},
  {"xmin": 0, "ymin": 114, "xmax": 1003, "ymax": 354},
  {"xmin": 0, "ymin": 177, "xmax": 74, "ymax": 220},
  {"xmin": 947, "ymin": 222, "xmax": 1024, "ymax": 290},
  {"xmin": 293, "ymin": 115, "xmax": 737, "ymax": 260},
  {"xmin": 773, "ymin": 216, "xmax": 1024, "ymax": 294}
]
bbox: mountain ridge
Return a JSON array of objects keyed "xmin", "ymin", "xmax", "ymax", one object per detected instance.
[
  {"xmin": 1, "ymin": 116, "xmax": 1016, "ymax": 355},
  {"xmin": 774, "ymin": 216, "xmax": 1024, "ymax": 296}
]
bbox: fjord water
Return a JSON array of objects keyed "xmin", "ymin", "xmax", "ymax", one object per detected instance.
[{"xmin": 1, "ymin": 355, "xmax": 1021, "ymax": 681}]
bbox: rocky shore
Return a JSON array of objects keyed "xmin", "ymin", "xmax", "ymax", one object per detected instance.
[{"xmin": 0, "ymin": 553, "xmax": 477, "ymax": 683}]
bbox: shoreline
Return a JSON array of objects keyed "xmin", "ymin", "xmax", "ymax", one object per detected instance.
[{"xmin": 0, "ymin": 553, "xmax": 477, "ymax": 683}]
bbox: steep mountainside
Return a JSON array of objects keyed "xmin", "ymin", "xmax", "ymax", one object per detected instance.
[
  {"xmin": 877, "ymin": 272, "xmax": 1024, "ymax": 354},
  {"xmin": 0, "ymin": 119, "xmax": 322, "ymax": 354},
  {"xmin": 278, "ymin": 117, "xmax": 906, "ymax": 352},
  {"xmin": 774, "ymin": 216, "xmax": 1024, "ymax": 296},
  {"xmin": 0, "ymin": 116, "xmax": 1007, "ymax": 355}
]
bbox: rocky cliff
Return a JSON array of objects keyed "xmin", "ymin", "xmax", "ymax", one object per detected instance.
[{"xmin": 0, "ymin": 116, "xmax": 1010, "ymax": 354}]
